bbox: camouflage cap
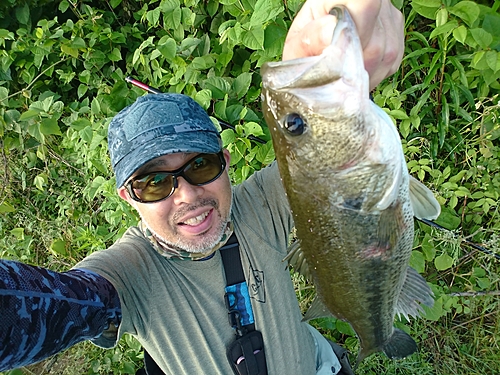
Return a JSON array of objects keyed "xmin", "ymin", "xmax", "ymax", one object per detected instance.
[{"xmin": 108, "ymin": 93, "xmax": 222, "ymax": 188}]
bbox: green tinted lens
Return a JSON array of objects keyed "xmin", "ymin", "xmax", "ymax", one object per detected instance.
[
  {"xmin": 128, "ymin": 152, "xmax": 224, "ymax": 203},
  {"xmin": 183, "ymin": 154, "xmax": 224, "ymax": 185},
  {"xmin": 131, "ymin": 173, "xmax": 174, "ymax": 202}
]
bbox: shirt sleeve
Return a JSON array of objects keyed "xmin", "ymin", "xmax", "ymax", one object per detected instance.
[{"xmin": 0, "ymin": 260, "xmax": 121, "ymax": 372}]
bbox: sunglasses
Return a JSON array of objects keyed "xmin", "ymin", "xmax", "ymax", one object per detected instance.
[{"xmin": 125, "ymin": 152, "xmax": 226, "ymax": 203}]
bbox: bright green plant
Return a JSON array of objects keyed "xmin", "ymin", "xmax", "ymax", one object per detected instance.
[{"xmin": 0, "ymin": 0, "xmax": 499, "ymax": 374}]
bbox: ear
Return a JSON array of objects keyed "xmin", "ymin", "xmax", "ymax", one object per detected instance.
[
  {"xmin": 222, "ymin": 149, "xmax": 231, "ymax": 171},
  {"xmin": 117, "ymin": 187, "xmax": 132, "ymax": 202}
]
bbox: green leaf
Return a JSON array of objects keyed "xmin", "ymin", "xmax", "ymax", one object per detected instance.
[
  {"xmin": 411, "ymin": 0, "xmax": 440, "ymax": 20},
  {"xmin": 410, "ymin": 250, "xmax": 426, "ymax": 274},
  {"xmin": 470, "ymin": 28, "xmax": 493, "ymax": 49},
  {"xmin": 243, "ymin": 121, "xmax": 263, "ymax": 137},
  {"xmin": 77, "ymin": 84, "xmax": 88, "ymax": 99},
  {"xmin": 435, "ymin": 253, "xmax": 454, "ymax": 271},
  {"xmin": 0, "ymin": 201, "xmax": 15, "ymax": 213},
  {"xmin": 336, "ymin": 320, "xmax": 356, "ymax": 336},
  {"xmin": 61, "ymin": 44, "xmax": 78, "ymax": 58},
  {"xmin": 191, "ymin": 56, "xmax": 214, "ymax": 70},
  {"xmin": 19, "ymin": 109, "xmax": 41, "ymax": 120},
  {"xmin": 146, "ymin": 8, "xmax": 161, "ymax": 27},
  {"xmin": 87, "ymin": 176, "xmax": 106, "ymax": 200},
  {"xmin": 69, "ymin": 37, "xmax": 85, "ymax": 49},
  {"xmin": 421, "ymin": 295, "xmax": 444, "ymax": 321},
  {"xmin": 50, "ymin": 239, "xmax": 67, "ymax": 256},
  {"xmin": 233, "ymin": 72, "xmax": 252, "ymax": 99},
  {"xmin": 162, "ymin": 0, "xmax": 182, "ymax": 30},
  {"xmin": 430, "ymin": 21, "xmax": 458, "ymax": 39},
  {"xmin": 58, "ymin": 0, "xmax": 70, "ymax": 13},
  {"xmin": 15, "ymin": 4, "xmax": 30, "ymax": 25},
  {"xmin": 241, "ymin": 165, "xmax": 251, "ymax": 181},
  {"xmin": 10, "ymin": 228, "xmax": 25, "ymax": 240},
  {"xmin": 388, "ymin": 109, "xmax": 409, "ymax": 120},
  {"xmin": 221, "ymin": 128, "xmax": 236, "ymax": 147},
  {"xmin": 110, "ymin": 0, "xmax": 123, "ymax": 8},
  {"xmin": 194, "ymin": 89, "xmax": 212, "ymax": 110},
  {"xmin": 391, "ymin": 0, "xmax": 403, "ymax": 9},
  {"xmin": 122, "ymin": 362, "xmax": 135, "ymax": 374},
  {"xmin": 255, "ymin": 142, "xmax": 275, "ymax": 164},
  {"xmin": 435, "ymin": 8, "xmax": 448, "ymax": 28},
  {"xmin": 70, "ymin": 118, "xmax": 91, "ymax": 131},
  {"xmin": 0, "ymin": 29, "xmax": 15, "ymax": 40},
  {"xmin": 421, "ymin": 234, "xmax": 436, "ymax": 261},
  {"xmin": 485, "ymin": 51, "xmax": 499, "ymax": 72},
  {"xmin": 34, "ymin": 174, "xmax": 48, "ymax": 190},
  {"xmin": 40, "ymin": 118, "xmax": 62, "ymax": 135},
  {"xmin": 250, "ymin": 0, "xmax": 284, "ymax": 27},
  {"xmin": 263, "ymin": 22, "xmax": 287, "ymax": 60},
  {"xmin": 203, "ymin": 77, "xmax": 231, "ymax": 99},
  {"xmin": 241, "ymin": 27, "xmax": 264, "ymax": 50},
  {"xmin": 157, "ymin": 38, "xmax": 177, "ymax": 60},
  {"xmin": 79, "ymin": 126, "xmax": 93, "ymax": 143},
  {"xmin": 6, "ymin": 368, "xmax": 26, "ymax": 375},
  {"xmin": 108, "ymin": 47, "xmax": 122, "ymax": 62},
  {"xmin": 207, "ymin": 0, "xmax": 219, "ymax": 16},
  {"xmin": 449, "ymin": 1, "xmax": 480, "ymax": 28}
]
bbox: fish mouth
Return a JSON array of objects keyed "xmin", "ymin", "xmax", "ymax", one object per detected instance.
[{"xmin": 261, "ymin": 6, "xmax": 362, "ymax": 92}]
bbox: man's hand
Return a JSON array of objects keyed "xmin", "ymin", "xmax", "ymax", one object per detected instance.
[{"xmin": 283, "ymin": 0, "xmax": 404, "ymax": 90}]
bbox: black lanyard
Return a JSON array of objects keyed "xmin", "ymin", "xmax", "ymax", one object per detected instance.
[{"xmin": 220, "ymin": 233, "xmax": 268, "ymax": 375}]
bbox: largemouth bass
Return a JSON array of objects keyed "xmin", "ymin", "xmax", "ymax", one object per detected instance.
[{"xmin": 261, "ymin": 6, "xmax": 441, "ymax": 363}]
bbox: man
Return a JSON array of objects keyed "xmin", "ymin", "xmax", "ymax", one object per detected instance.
[{"xmin": 0, "ymin": 1, "xmax": 404, "ymax": 374}]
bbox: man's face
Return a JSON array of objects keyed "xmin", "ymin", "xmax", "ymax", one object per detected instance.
[{"xmin": 118, "ymin": 149, "xmax": 232, "ymax": 254}]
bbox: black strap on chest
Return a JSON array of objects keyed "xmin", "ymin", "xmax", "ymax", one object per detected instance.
[
  {"xmin": 220, "ymin": 233, "xmax": 256, "ymax": 335},
  {"xmin": 220, "ymin": 233, "xmax": 268, "ymax": 375}
]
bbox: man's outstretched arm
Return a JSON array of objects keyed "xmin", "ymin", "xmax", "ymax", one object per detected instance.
[{"xmin": 0, "ymin": 260, "xmax": 121, "ymax": 371}]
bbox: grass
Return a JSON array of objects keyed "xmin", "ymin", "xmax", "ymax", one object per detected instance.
[{"xmin": 291, "ymin": 260, "xmax": 500, "ymax": 375}]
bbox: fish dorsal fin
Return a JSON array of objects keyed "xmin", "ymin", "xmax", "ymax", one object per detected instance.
[
  {"xmin": 395, "ymin": 266, "xmax": 434, "ymax": 321},
  {"xmin": 303, "ymin": 296, "xmax": 334, "ymax": 321},
  {"xmin": 409, "ymin": 176, "xmax": 441, "ymax": 220},
  {"xmin": 284, "ymin": 240, "xmax": 312, "ymax": 282}
]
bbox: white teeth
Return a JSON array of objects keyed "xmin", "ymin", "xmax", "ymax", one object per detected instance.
[{"xmin": 183, "ymin": 211, "xmax": 209, "ymax": 226}]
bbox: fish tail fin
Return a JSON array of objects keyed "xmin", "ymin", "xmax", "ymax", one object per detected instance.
[{"xmin": 382, "ymin": 328, "xmax": 418, "ymax": 359}]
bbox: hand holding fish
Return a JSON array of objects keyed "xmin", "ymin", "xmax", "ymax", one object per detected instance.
[{"xmin": 283, "ymin": 0, "xmax": 404, "ymax": 90}]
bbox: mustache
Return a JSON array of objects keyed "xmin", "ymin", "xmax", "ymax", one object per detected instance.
[{"xmin": 172, "ymin": 198, "xmax": 219, "ymax": 222}]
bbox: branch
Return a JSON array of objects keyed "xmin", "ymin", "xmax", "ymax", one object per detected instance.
[{"xmin": 0, "ymin": 58, "xmax": 69, "ymax": 104}]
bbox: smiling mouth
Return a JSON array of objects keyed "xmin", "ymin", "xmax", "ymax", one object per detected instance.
[{"xmin": 180, "ymin": 210, "xmax": 211, "ymax": 226}]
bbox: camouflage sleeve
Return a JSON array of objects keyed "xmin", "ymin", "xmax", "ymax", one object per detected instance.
[{"xmin": 0, "ymin": 260, "xmax": 122, "ymax": 371}]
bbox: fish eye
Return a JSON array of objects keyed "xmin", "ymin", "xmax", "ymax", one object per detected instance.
[{"xmin": 283, "ymin": 113, "xmax": 306, "ymax": 136}]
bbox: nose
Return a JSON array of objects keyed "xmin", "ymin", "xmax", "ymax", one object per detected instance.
[{"xmin": 171, "ymin": 176, "xmax": 203, "ymax": 205}]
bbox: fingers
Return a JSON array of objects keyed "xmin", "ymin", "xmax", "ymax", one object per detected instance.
[
  {"xmin": 282, "ymin": 0, "xmax": 405, "ymax": 90},
  {"xmin": 282, "ymin": 14, "xmax": 337, "ymax": 61},
  {"xmin": 361, "ymin": 0, "xmax": 405, "ymax": 89}
]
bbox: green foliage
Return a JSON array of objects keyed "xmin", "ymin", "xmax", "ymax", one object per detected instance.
[{"xmin": 0, "ymin": 0, "xmax": 499, "ymax": 374}]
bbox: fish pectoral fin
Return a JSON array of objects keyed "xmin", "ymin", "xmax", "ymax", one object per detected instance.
[
  {"xmin": 303, "ymin": 296, "xmax": 334, "ymax": 321},
  {"xmin": 381, "ymin": 328, "xmax": 418, "ymax": 359},
  {"xmin": 409, "ymin": 176, "xmax": 441, "ymax": 220},
  {"xmin": 395, "ymin": 266, "xmax": 435, "ymax": 321},
  {"xmin": 284, "ymin": 240, "xmax": 312, "ymax": 282}
]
